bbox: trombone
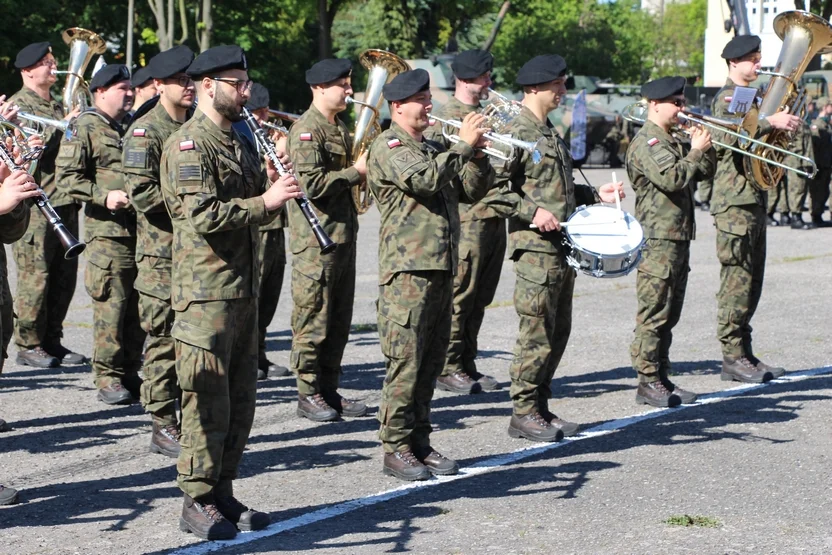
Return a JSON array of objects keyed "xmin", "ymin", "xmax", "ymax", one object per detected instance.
[
  {"xmin": 428, "ymin": 114, "xmax": 543, "ymax": 164},
  {"xmin": 16, "ymin": 112, "xmax": 77, "ymax": 140},
  {"xmin": 620, "ymin": 102, "xmax": 817, "ymax": 180}
]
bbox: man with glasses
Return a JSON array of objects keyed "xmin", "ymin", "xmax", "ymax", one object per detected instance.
[
  {"xmin": 122, "ymin": 45, "xmax": 195, "ymax": 457},
  {"xmin": 57, "ymin": 64, "xmax": 145, "ymax": 405},
  {"xmin": 285, "ymin": 58, "xmax": 368, "ymax": 422},
  {"xmin": 710, "ymin": 35, "xmax": 798, "ymax": 382},
  {"xmin": 10, "ymin": 41, "xmax": 85, "ymax": 369},
  {"xmin": 626, "ymin": 76, "xmax": 716, "ymax": 408},
  {"xmin": 160, "ymin": 45, "xmax": 301, "ymax": 539}
]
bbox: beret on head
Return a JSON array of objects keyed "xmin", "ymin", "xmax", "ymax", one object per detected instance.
[
  {"xmin": 516, "ymin": 55, "xmax": 567, "ymax": 86},
  {"xmin": 186, "ymin": 45, "xmax": 248, "ymax": 77},
  {"xmin": 305, "ymin": 58, "xmax": 352, "ymax": 85},
  {"xmin": 247, "ymin": 83, "xmax": 270, "ymax": 111},
  {"xmin": 383, "ymin": 69, "xmax": 431, "ymax": 102},
  {"xmin": 130, "ymin": 66, "xmax": 153, "ymax": 88},
  {"xmin": 15, "ymin": 42, "xmax": 51, "ymax": 69},
  {"xmin": 721, "ymin": 35, "xmax": 761, "ymax": 60},
  {"xmin": 641, "ymin": 76, "xmax": 686, "ymax": 100},
  {"xmin": 149, "ymin": 45, "xmax": 195, "ymax": 79},
  {"xmin": 451, "ymin": 49, "xmax": 494, "ymax": 80},
  {"xmin": 90, "ymin": 64, "xmax": 131, "ymax": 91}
]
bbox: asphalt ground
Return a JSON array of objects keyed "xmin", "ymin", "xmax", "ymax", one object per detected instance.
[{"xmin": 1, "ymin": 167, "xmax": 831, "ymax": 554}]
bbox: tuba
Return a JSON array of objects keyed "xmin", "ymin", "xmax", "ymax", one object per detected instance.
[
  {"xmin": 742, "ymin": 11, "xmax": 832, "ymax": 190},
  {"xmin": 58, "ymin": 27, "xmax": 107, "ymax": 114},
  {"xmin": 350, "ymin": 49, "xmax": 410, "ymax": 215}
]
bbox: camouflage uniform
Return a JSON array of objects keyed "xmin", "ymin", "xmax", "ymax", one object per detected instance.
[
  {"xmin": 697, "ymin": 177, "xmax": 713, "ymax": 205},
  {"xmin": 9, "ymin": 87, "xmax": 79, "ymax": 352},
  {"xmin": 285, "ymin": 104, "xmax": 361, "ymax": 397},
  {"xmin": 768, "ymin": 120, "xmax": 813, "ymax": 217},
  {"xmin": 258, "ymin": 210, "xmax": 287, "ymax": 368},
  {"xmin": 0, "ymin": 203, "xmax": 31, "ymax": 372},
  {"xmin": 710, "ymin": 79, "xmax": 771, "ymax": 359},
  {"xmin": 809, "ymin": 114, "xmax": 832, "ymax": 219},
  {"xmin": 160, "ymin": 110, "xmax": 276, "ymax": 500},
  {"xmin": 57, "ymin": 110, "xmax": 146, "ymax": 388},
  {"xmin": 493, "ymin": 106, "xmax": 601, "ymax": 416},
  {"xmin": 424, "ymin": 97, "xmax": 512, "ymax": 380},
  {"xmin": 626, "ymin": 120, "xmax": 716, "ymax": 384},
  {"xmin": 122, "ymin": 102, "xmax": 183, "ymax": 425},
  {"xmin": 368, "ymin": 121, "xmax": 494, "ymax": 453}
]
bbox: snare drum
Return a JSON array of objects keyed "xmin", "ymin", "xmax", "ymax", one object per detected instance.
[{"xmin": 562, "ymin": 204, "xmax": 644, "ymax": 279}]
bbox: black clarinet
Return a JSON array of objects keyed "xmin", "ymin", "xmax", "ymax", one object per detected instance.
[
  {"xmin": 0, "ymin": 143, "xmax": 85, "ymax": 260},
  {"xmin": 242, "ymin": 107, "xmax": 336, "ymax": 254}
]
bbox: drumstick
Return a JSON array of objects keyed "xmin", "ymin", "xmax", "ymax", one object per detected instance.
[
  {"xmin": 612, "ymin": 171, "xmax": 623, "ymax": 220},
  {"xmin": 529, "ymin": 220, "xmax": 621, "ymax": 229}
]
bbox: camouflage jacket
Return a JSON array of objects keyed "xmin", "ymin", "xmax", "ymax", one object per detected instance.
[
  {"xmin": 123, "ymin": 101, "xmax": 183, "ymax": 261},
  {"xmin": 231, "ymin": 120, "xmax": 287, "ymax": 232},
  {"xmin": 10, "ymin": 87, "xmax": 70, "ymax": 206},
  {"xmin": 367, "ymin": 121, "xmax": 495, "ymax": 285},
  {"xmin": 424, "ymin": 96, "xmax": 515, "ymax": 222},
  {"xmin": 809, "ymin": 115, "xmax": 831, "ymax": 169},
  {"xmin": 626, "ymin": 120, "xmax": 716, "ymax": 241},
  {"xmin": 709, "ymin": 78, "xmax": 772, "ymax": 214},
  {"xmin": 160, "ymin": 110, "xmax": 276, "ymax": 311},
  {"xmin": 57, "ymin": 109, "xmax": 135, "ymax": 240},
  {"xmin": 0, "ymin": 203, "xmax": 30, "ymax": 309},
  {"xmin": 493, "ymin": 105, "xmax": 600, "ymax": 257},
  {"xmin": 286, "ymin": 103, "xmax": 361, "ymax": 254}
]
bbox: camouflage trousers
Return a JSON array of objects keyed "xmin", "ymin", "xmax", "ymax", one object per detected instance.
[
  {"xmin": 714, "ymin": 205, "xmax": 766, "ymax": 359},
  {"xmin": 442, "ymin": 217, "xmax": 506, "ymax": 377},
  {"xmin": 767, "ymin": 174, "xmax": 807, "ymax": 215},
  {"xmin": 258, "ymin": 228, "xmax": 286, "ymax": 363},
  {"xmin": 136, "ymin": 256, "xmax": 177, "ymax": 425},
  {"xmin": 630, "ymin": 239, "xmax": 690, "ymax": 384},
  {"xmin": 13, "ymin": 205, "xmax": 79, "ymax": 349},
  {"xmin": 290, "ymin": 243, "xmax": 355, "ymax": 396},
  {"xmin": 377, "ymin": 270, "xmax": 452, "ymax": 454},
  {"xmin": 172, "ymin": 298, "xmax": 258, "ymax": 500},
  {"xmin": 509, "ymin": 250, "xmax": 575, "ymax": 416},
  {"xmin": 85, "ymin": 237, "xmax": 146, "ymax": 388},
  {"xmin": 809, "ymin": 168, "xmax": 831, "ymax": 218},
  {"xmin": 697, "ymin": 179, "xmax": 713, "ymax": 204},
  {"xmin": 0, "ymin": 255, "xmax": 13, "ymax": 374}
]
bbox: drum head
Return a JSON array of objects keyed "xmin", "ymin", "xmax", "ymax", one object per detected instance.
[{"xmin": 565, "ymin": 205, "xmax": 644, "ymax": 256}]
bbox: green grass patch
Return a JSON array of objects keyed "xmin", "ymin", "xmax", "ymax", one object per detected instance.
[
  {"xmin": 486, "ymin": 299, "xmax": 514, "ymax": 309},
  {"xmin": 664, "ymin": 514, "xmax": 721, "ymax": 528},
  {"xmin": 350, "ymin": 322, "xmax": 377, "ymax": 333},
  {"xmin": 65, "ymin": 321, "xmax": 93, "ymax": 329}
]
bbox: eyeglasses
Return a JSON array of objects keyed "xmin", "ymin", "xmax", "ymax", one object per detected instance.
[
  {"xmin": 663, "ymin": 98, "xmax": 687, "ymax": 108},
  {"xmin": 165, "ymin": 75, "xmax": 194, "ymax": 87},
  {"xmin": 211, "ymin": 77, "xmax": 253, "ymax": 92}
]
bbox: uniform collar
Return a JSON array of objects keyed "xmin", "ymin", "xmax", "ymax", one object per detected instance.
[
  {"xmin": 642, "ymin": 119, "xmax": 676, "ymax": 144},
  {"xmin": 20, "ymin": 86, "xmax": 58, "ymax": 109},
  {"xmin": 192, "ymin": 109, "xmax": 233, "ymax": 146},
  {"xmin": 151, "ymin": 100, "xmax": 179, "ymax": 126},
  {"xmin": 389, "ymin": 121, "xmax": 426, "ymax": 149},
  {"xmin": 307, "ymin": 103, "xmax": 342, "ymax": 131},
  {"xmin": 516, "ymin": 105, "xmax": 553, "ymax": 137},
  {"xmin": 446, "ymin": 96, "xmax": 481, "ymax": 112}
]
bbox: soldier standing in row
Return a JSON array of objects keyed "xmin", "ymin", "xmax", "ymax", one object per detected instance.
[
  {"xmin": 494, "ymin": 55, "xmax": 623, "ymax": 442},
  {"xmin": 368, "ymin": 69, "xmax": 492, "ymax": 481},
  {"xmin": 10, "ymin": 41, "xmax": 85, "ymax": 368},
  {"xmin": 122, "ymin": 45, "xmax": 195, "ymax": 457},
  {"xmin": 424, "ymin": 49, "xmax": 502, "ymax": 395},
  {"xmin": 160, "ymin": 45, "xmax": 301, "ymax": 539},
  {"xmin": 57, "ymin": 65, "xmax": 146, "ymax": 405},
  {"xmin": 769, "ymin": 119, "xmax": 814, "ymax": 229},
  {"xmin": 809, "ymin": 97, "xmax": 832, "ymax": 228},
  {"xmin": 710, "ymin": 35, "xmax": 798, "ymax": 382},
  {"xmin": 131, "ymin": 66, "xmax": 158, "ymax": 113},
  {"xmin": 626, "ymin": 76, "xmax": 716, "ymax": 408},
  {"xmin": 286, "ymin": 59, "xmax": 368, "ymax": 422}
]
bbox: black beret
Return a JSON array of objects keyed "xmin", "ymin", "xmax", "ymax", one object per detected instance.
[
  {"xmin": 516, "ymin": 55, "xmax": 567, "ymax": 86},
  {"xmin": 247, "ymin": 83, "xmax": 270, "ymax": 111},
  {"xmin": 721, "ymin": 35, "xmax": 761, "ymax": 60},
  {"xmin": 451, "ymin": 49, "xmax": 494, "ymax": 80},
  {"xmin": 641, "ymin": 76, "xmax": 686, "ymax": 100},
  {"xmin": 89, "ymin": 64, "xmax": 131, "ymax": 91},
  {"xmin": 305, "ymin": 58, "xmax": 352, "ymax": 85},
  {"xmin": 149, "ymin": 45, "xmax": 195, "ymax": 79},
  {"xmin": 15, "ymin": 42, "xmax": 51, "ymax": 69},
  {"xmin": 131, "ymin": 66, "xmax": 153, "ymax": 88},
  {"xmin": 383, "ymin": 69, "xmax": 431, "ymax": 102},
  {"xmin": 186, "ymin": 45, "xmax": 248, "ymax": 77}
]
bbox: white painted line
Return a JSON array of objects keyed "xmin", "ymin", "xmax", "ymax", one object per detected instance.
[{"xmin": 171, "ymin": 365, "xmax": 832, "ymax": 555}]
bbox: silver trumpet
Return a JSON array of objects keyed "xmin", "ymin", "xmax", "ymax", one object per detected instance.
[
  {"xmin": 428, "ymin": 114, "xmax": 543, "ymax": 164},
  {"xmin": 17, "ymin": 112, "xmax": 77, "ymax": 140}
]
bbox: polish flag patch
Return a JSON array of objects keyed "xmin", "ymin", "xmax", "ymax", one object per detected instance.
[
  {"xmin": 299, "ymin": 132, "xmax": 313, "ymax": 141},
  {"xmin": 133, "ymin": 128, "xmax": 146, "ymax": 137},
  {"xmin": 387, "ymin": 138, "xmax": 402, "ymax": 149},
  {"xmin": 725, "ymin": 96, "xmax": 733, "ymax": 102},
  {"xmin": 179, "ymin": 140, "xmax": 195, "ymax": 151},
  {"xmin": 647, "ymin": 137, "xmax": 659, "ymax": 146}
]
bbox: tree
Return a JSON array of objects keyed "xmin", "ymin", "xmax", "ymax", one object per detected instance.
[{"xmin": 651, "ymin": 0, "xmax": 707, "ymax": 80}]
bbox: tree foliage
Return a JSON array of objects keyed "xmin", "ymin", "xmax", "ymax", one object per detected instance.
[{"xmin": 652, "ymin": 0, "xmax": 707, "ymax": 80}]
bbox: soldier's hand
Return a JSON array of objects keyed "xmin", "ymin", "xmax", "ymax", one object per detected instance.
[
  {"xmin": 690, "ymin": 126, "xmax": 712, "ymax": 152},
  {"xmin": 457, "ymin": 112, "xmax": 490, "ymax": 149},
  {"xmin": 0, "ymin": 96, "xmax": 20, "ymax": 123},
  {"xmin": 64, "ymin": 107, "xmax": 82, "ymax": 121},
  {"xmin": 0, "ymin": 169, "xmax": 41, "ymax": 215},
  {"xmin": 262, "ymin": 173, "xmax": 302, "ymax": 212},
  {"xmin": 265, "ymin": 152, "xmax": 293, "ymax": 183},
  {"xmin": 106, "ymin": 190, "xmax": 130, "ymax": 211},
  {"xmin": 353, "ymin": 151, "xmax": 368, "ymax": 179},
  {"xmin": 598, "ymin": 181, "xmax": 625, "ymax": 203},
  {"xmin": 532, "ymin": 207, "xmax": 560, "ymax": 232},
  {"xmin": 274, "ymin": 135, "xmax": 288, "ymax": 154},
  {"xmin": 766, "ymin": 107, "xmax": 801, "ymax": 132}
]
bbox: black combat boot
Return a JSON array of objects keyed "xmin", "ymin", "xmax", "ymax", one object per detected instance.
[
  {"xmin": 15, "ymin": 346, "xmax": 58, "ymax": 368},
  {"xmin": 721, "ymin": 356, "xmax": 771, "ymax": 383},
  {"xmin": 257, "ymin": 357, "xmax": 289, "ymax": 380},
  {"xmin": 383, "ymin": 448, "xmax": 431, "ymax": 481},
  {"xmin": 812, "ymin": 216, "xmax": 831, "ymax": 228},
  {"xmin": 321, "ymin": 391, "xmax": 368, "ymax": 417},
  {"xmin": 216, "ymin": 494, "xmax": 271, "ymax": 531},
  {"xmin": 413, "ymin": 446, "xmax": 459, "ymax": 476},
  {"xmin": 700, "ymin": 201, "xmax": 710, "ymax": 211},
  {"xmin": 635, "ymin": 381, "xmax": 682, "ymax": 407},
  {"xmin": 790, "ymin": 213, "xmax": 814, "ymax": 230},
  {"xmin": 436, "ymin": 371, "xmax": 480, "ymax": 394},
  {"xmin": 297, "ymin": 393, "xmax": 339, "ymax": 422},
  {"xmin": 122, "ymin": 373, "xmax": 143, "ymax": 400},
  {"xmin": 150, "ymin": 420, "xmax": 181, "ymax": 458},
  {"xmin": 0, "ymin": 485, "xmax": 19, "ymax": 506},
  {"xmin": 779, "ymin": 213, "xmax": 791, "ymax": 225},
  {"xmin": 508, "ymin": 412, "xmax": 564, "ymax": 442},
  {"xmin": 766, "ymin": 213, "xmax": 780, "ymax": 226},
  {"xmin": 97, "ymin": 383, "xmax": 133, "ymax": 405},
  {"xmin": 179, "ymin": 494, "xmax": 237, "ymax": 540},
  {"xmin": 41, "ymin": 342, "xmax": 87, "ymax": 365}
]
